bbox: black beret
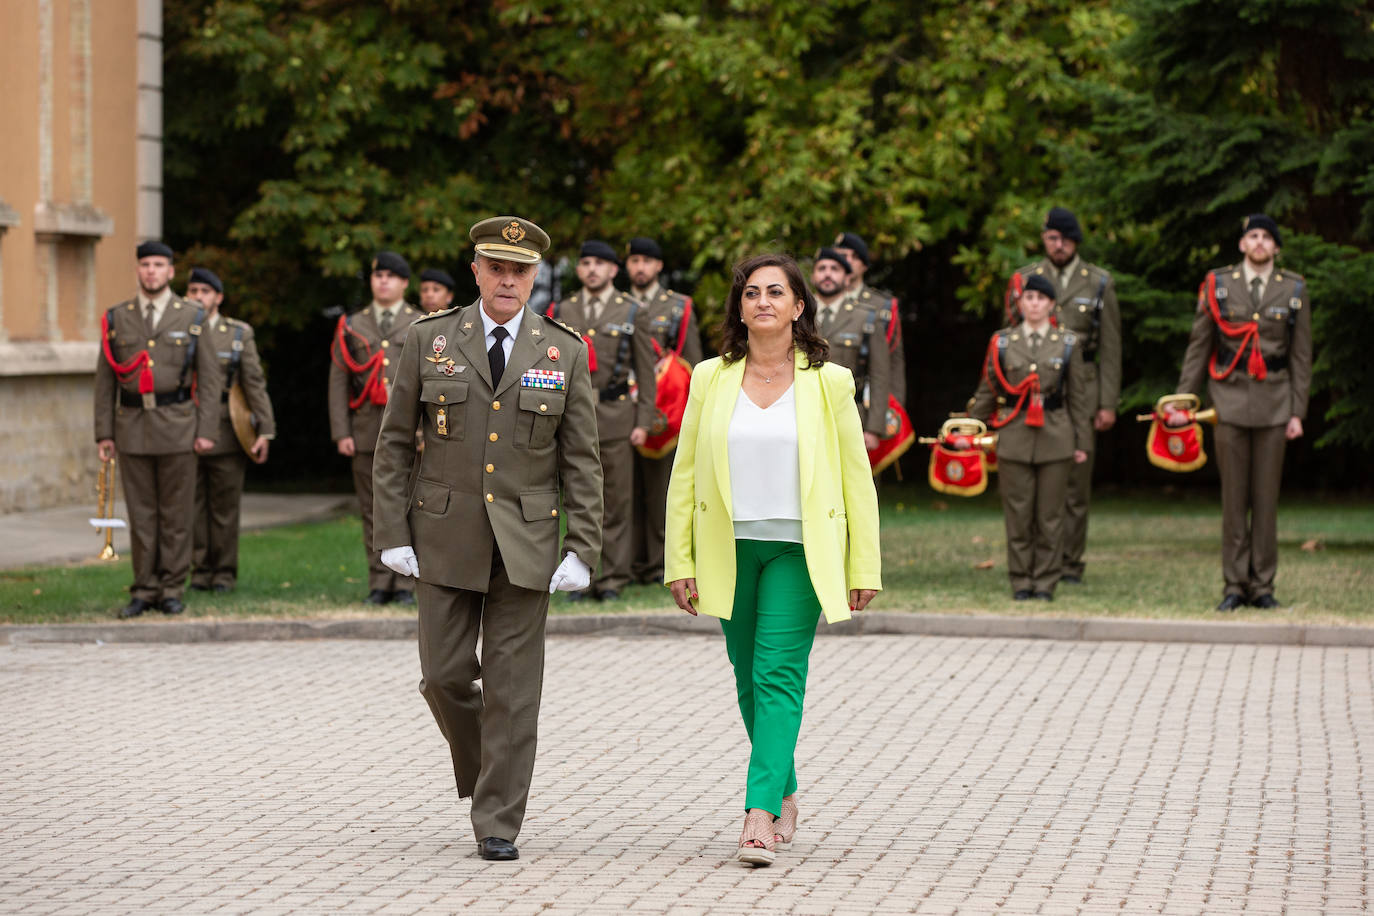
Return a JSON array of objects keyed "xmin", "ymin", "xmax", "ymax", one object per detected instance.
[
  {"xmin": 370, "ymin": 251, "xmax": 411, "ymax": 279},
  {"xmin": 833, "ymin": 231, "xmax": 869, "ymax": 264},
  {"xmin": 188, "ymin": 267, "xmax": 223, "ymax": 293},
  {"xmin": 419, "ymin": 268, "xmax": 455, "ymax": 290},
  {"xmin": 1022, "ymin": 274, "xmax": 1057, "ymax": 301},
  {"xmin": 136, "ymin": 240, "xmax": 174, "ymax": 261},
  {"xmin": 627, "ymin": 237, "xmax": 663, "ymax": 260},
  {"xmin": 1043, "ymin": 207, "xmax": 1083, "ymax": 242},
  {"xmin": 1242, "ymin": 214, "xmax": 1282, "ymax": 246},
  {"xmin": 814, "ymin": 247, "xmax": 853, "ymax": 274},
  {"xmin": 579, "ymin": 240, "xmax": 619, "ymax": 263}
]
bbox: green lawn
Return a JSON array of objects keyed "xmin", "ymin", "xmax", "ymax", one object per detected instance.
[{"xmin": 2, "ymin": 486, "xmax": 1371, "ymax": 625}]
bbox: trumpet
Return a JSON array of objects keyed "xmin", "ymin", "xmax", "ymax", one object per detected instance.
[
  {"xmin": 90, "ymin": 457, "xmax": 126, "ymax": 560},
  {"xmin": 1135, "ymin": 392, "xmax": 1217, "ymax": 425},
  {"xmin": 919, "ymin": 417, "xmax": 999, "ymax": 450}
]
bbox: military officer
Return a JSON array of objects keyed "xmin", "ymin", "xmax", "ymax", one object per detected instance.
[
  {"xmin": 184, "ymin": 268, "xmax": 276, "ymax": 593},
  {"xmin": 419, "ymin": 268, "xmax": 457, "ymax": 313},
  {"xmin": 1168, "ymin": 214, "xmax": 1312, "ymax": 611},
  {"xmin": 371, "ymin": 215, "xmax": 602, "ymax": 861},
  {"xmin": 811, "ymin": 246, "xmax": 891, "ymax": 450},
  {"xmin": 967, "ymin": 274, "xmax": 1091, "ymax": 600},
  {"xmin": 1006, "ymin": 207, "xmax": 1122, "ymax": 583},
  {"xmin": 835, "ymin": 231, "xmax": 906, "ymax": 409},
  {"xmin": 328, "ymin": 251, "xmax": 423, "ymax": 605},
  {"xmin": 549, "ymin": 240, "xmax": 657, "ymax": 600},
  {"xmin": 95, "ymin": 241, "xmax": 224, "ymax": 618},
  {"xmin": 624, "ymin": 236, "xmax": 703, "ymax": 585}
]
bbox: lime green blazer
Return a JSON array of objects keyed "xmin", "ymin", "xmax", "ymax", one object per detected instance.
[{"xmin": 663, "ymin": 353, "xmax": 882, "ymax": 624}]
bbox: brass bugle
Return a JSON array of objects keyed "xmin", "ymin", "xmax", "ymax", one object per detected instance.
[
  {"xmin": 919, "ymin": 433, "xmax": 998, "ymax": 449},
  {"xmin": 95, "ymin": 457, "xmax": 118, "ymax": 560},
  {"xmin": 1136, "ymin": 407, "xmax": 1218, "ymax": 425}
]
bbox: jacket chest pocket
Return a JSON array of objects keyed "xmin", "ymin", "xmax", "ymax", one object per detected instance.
[
  {"xmin": 834, "ymin": 332, "xmax": 860, "ymax": 349},
  {"xmin": 516, "ymin": 388, "xmax": 565, "ymax": 449},
  {"xmin": 1263, "ymin": 304, "xmax": 1291, "ymax": 323},
  {"xmin": 421, "ymin": 378, "xmax": 468, "ymax": 440}
]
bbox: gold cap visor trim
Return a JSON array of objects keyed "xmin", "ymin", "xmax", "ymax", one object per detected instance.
[{"xmin": 475, "ymin": 242, "xmax": 542, "ymax": 264}]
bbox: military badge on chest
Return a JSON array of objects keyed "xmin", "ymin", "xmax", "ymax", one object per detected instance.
[{"xmin": 427, "ymin": 333, "xmax": 461, "ymax": 374}]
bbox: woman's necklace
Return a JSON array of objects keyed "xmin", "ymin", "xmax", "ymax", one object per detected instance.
[{"xmin": 753, "ymin": 351, "xmax": 792, "ymax": 384}]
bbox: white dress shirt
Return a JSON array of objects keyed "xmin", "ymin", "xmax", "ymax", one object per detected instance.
[{"xmin": 479, "ymin": 303, "xmax": 524, "ymax": 364}]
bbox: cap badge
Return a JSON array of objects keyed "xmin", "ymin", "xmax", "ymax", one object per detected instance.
[
  {"xmin": 547, "ymin": 346, "xmax": 560, "ymax": 362},
  {"xmin": 502, "ymin": 221, "xmax": 526, "ymax": 244}
]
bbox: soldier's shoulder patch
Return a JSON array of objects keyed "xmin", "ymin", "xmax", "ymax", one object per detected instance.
[
  {"xmin": 413, "ymin": 308, "xmax": 449, "ymax": 324},
  {"xmin": 544, "ymin": 316, "xmax": 583, "ymax": 340}
]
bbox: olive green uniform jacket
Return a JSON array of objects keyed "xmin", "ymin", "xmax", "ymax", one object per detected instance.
[
  {"xmin": 968, "ymin": 327, "xmax": 1093, "ymax": 463},
  {"xmin": 201, "ymin": 315, "xmax": 276, "ymax": 456},
  {"xmin": 328, "ymin": 303, "xmax": 423, "ymax": 453},
  {"xmin": 817, "ymin": 295, "xmax": 894, "ymax": 438}
]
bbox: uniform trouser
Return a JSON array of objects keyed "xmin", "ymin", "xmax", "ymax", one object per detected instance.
[
  {"xmin": 352, "ymin": 451, "xmax": 401, "ymax": 593},
  {"xmin": 719, "ymin": 539, "xmax": 823, "ymax": 817},
  {"xmin": 191, "ymin": 452, "xmax": 247, "ymax": 589},
  {"xmin": 1061, "ymin": 445, "xmax": 1094, "ymax": 578},
  {"xmin": 595, "ymin": 437, "xmax": 634, "ymax": 593},
  {"xmin": 120, "ymin": 451, "xmax": 197, "ymax": 602},
  {"xmin": 998, "ymin": 458, "xmax": 1072, "ymax": 594},
  {"xmin": 631, "ymin": 449, "xmax": 674, "ymax": 584},
  {"xmin": 1215, "ymin": 422, "xmax": 1287, "ymax": 599},
  {"xmin": 415, "ymin": 551, "xmax": 549, "ymax": 843}
]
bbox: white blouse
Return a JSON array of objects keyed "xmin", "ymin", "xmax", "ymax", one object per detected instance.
[{"xmin": 727, "ymin": 385, "xmax": 803, "ymax": 543}]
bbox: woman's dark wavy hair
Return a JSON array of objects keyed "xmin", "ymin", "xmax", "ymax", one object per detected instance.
[{"xmin": 719, "ymin": 253, "xmax": 829, "ymax": 368}]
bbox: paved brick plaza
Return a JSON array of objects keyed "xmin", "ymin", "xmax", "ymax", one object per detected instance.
[{"xmin": 2, "ymin": 634, "xmax": 1370, "ymax": 914}]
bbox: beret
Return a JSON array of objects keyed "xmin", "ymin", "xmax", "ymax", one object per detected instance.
[
  {"xmin": 1043, "ymin": 207, "xmax": 1083, "ymax": 242},
  {"xmin": 579, "ymin": 240, "xmax": 619, "ymax": 263},
  {"xmin": 469, "ymin": 216, "xmax": 551, "ymax": 264},
  {"xmin": 833, "ymin": 232, "xmax": 869, "ymax": 264},
  {"xmin": 188, "ymin": 267, "xmax": 223, "ymax": 293},
  {"xmin": 419, "ymin": 268, "xmax": 455, "ymax": 290},
  {"xmin": 627, "ymin": 237, "xmax": 663, "ymax": 260},
  {"xmin": 136, "ymin": 240, "xmax": 174, "ymax": 261},
  {"xmin": 370, "ymin": 251, "xmax": 411, "ymax": 279},
  {"xmin": 814, "ymin": 247, "xmax": 853, "ymax": 274},
  {"xmin": 1022, "ymin": 273, "xmax": 1057, "ymax": 301},
  {"xmin": 1242, "ymin": 214, "xmax": 1282, "ymax": 246}
]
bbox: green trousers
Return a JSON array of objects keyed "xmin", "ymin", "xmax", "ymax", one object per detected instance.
[{"xmin": 720, "ymin": 538, "xmax": 823, "ymax": 817}]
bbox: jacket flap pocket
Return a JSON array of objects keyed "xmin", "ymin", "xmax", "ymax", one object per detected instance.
[
  {"xmin": 519, "ymin": 489, "xmax": 560, "ymax": 522},
  {"xmin": 412, "ymin": 478, "xmax": 451, "ymax": 514},
  {"xmin": 421, "ymin": 379, "xmax": 469, "ymax": 405},
  {"xmin": 518, "ymin": 388, "xmax": 566, "ymax": 416}
]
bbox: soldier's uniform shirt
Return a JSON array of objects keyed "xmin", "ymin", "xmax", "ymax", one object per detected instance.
[
  {"xmin": 969, "ymin": 326, "xmax": 1092, "ymax": 594},
  {"xmin": 94, "ymin": 291, "xmax": 224, "ymax": 602},
  {"xmin": 1176, "ymin": 262, "xmax": 1312, "ymax": 600},
  {"xmin": 850, "ymin": 284, "xmax": 905, "ymax": 407},
  {"xmin": 371, "ymin": 301, "xmax": 603, "ymax": 842},
  {"xmin": 1011, "ymin": 255, "xmax": 1122, "ymax": 579},
  {"xmin": 328, "ymin": 300, "xmax": 423, "ymax": 592},
  {"xmin": 630, "ymin": 281, "xmax": 704, "ymax": 583},
  {"xmin": 192, "ymin": 313, "xmax": 277, "ymax": 590},
  {"xmin": 554, "ymin": 287, "xmax": 657, "ymax": 593},
  {"xmin": 816, "ymin": 294, "xmax": 893, "ymax": 438}
]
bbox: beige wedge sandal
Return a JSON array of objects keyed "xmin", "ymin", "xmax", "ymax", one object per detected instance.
[
  {"xmin": 737, "ymin": 809, "xmax": 776, "ymax": 866},
  {"xmin": 773, "ymin": 795, "xmax": 798, "ymax": 850}
]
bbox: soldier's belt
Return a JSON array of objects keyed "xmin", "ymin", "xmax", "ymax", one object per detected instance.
[
  {"xmin": 220, "ymin": 391, "xmax": 231, "ymax": 404},
  {"xmin": 599, "ymin": 380, "xmax": 630, "ymax": 402},
  {"xmin": 1042, "ymin": 393, "xmax": 1064, "ymax": 410},
  {"xmin": 120, "ymin": 388, "xmax": 191, "ymax": 409},
  {"xmin": 1216, "ymin": 345, "xmax": 1287, "ymax": 373}
]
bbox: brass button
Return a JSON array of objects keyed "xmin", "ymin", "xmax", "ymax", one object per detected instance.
[
  {"xmin": 1252, "ymin": 313, "xmax": 1260, "ymax": 320},
  {"xmin": 438, "ymin": 395, "xmax": 446, "ymax": 403},
  {"xmin": 485, "ymin": 463, "xmax": 494, "ymax": 473},
  {"xmin": 381, "ymin": 340, "xmax": 390, "ymax": 348},
  {"xmin": 147, "ymin": 359, "xmax": 154, "ymax": 367},
  {"xmin": 588, "ymin": 329, "xmax": 596, "ymax": 336},
  {"xmin": 618, "ymin": 395, "xmax": 626, "ymax": 401},
  {"xmin": 550, "ymin": 509, "xmax": 558, "ymax": 518},
  {"xmin": 492, "ymin": 400, "xmax": 500, "ymax": 410},
  {"xmin": 383, "ymin": 358, "xmax": 391, "ymax": 366},
  {"xmin": 1029, "ymin": 363, "xmax": 1037, "ymax": 372},
  {"xmin": 486, "ymin": 493, "xmax": 494, "ymax": 503},
  {"xmin": 489, "ymin": 432, "xmax": 498, "ymax": 442},
  {"xmin": 147, "ymin": 339, "xmax": 155, "ymax": 347},
  {"xmin": 539, "ymin": 404, "xmax": 548, "ymax": 412}
]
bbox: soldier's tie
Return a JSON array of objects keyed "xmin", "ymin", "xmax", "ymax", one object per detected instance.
[
  {"xmin": 488, "ymin": 326, "xmax": 508, "ymax": 387},
  {"xmin": 1030, "ymin": 331, "xmax": 1042, "ymax": 350},
  {"xmin": 820, "ymin": 306, "xmax": 834, "ymax": 336},
  {"xmin": 380, "ymin": 308, "xmax": 394, "ymax": 337},
  {"xmin": 1250, "ymin": 276, "xmax": 1263, "ymax": 312},
  {"xmin": 145, "ymin": 302, "xmax": 156, "ymax": 335}
]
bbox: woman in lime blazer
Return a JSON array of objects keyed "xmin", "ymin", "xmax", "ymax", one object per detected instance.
[{"xmin": 665, "ymin": 253, "xmax": 882, "ymax": 866}]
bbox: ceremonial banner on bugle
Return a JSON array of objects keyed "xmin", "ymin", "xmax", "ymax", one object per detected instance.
[
  {"xmin": 637, "ymin": 348, "xmax": 692, "ymax": 459},
  {"xmin": 1138, "ymin": 393, "xmax": 1217, "ymax": 472},
  {"xmin": 867, "ymin": 394, "xmax": 916, "ymax": 475},
  {"xmin": 920, "ymin": 419, "xmax": 997, "ymax": 497}
]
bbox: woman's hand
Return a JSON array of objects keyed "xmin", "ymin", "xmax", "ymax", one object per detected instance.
[
  {"xmin": 849, "ymin": 588, "xmax": 877, "ymax": 612},
  {"xmin": 669, "ymin": 578, "xmax": 698, "ymax": 616}
]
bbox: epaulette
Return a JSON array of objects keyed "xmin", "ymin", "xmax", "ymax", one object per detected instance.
[
  {"xmin": 544, "ymin": 315, "xmax": 583, "ymax": 340},
  {"xmin": 414, "ymin": 305, "xmax": 460, "ymax": 323}
]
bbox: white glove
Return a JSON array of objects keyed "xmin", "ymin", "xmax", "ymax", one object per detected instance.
[
  {"xmin": 548, "ymin": 552, "xmax": 591, "ymax": 594},
  {"xmin": 381, "ymin": 546, "xmax": 420, "ymax": 579}
]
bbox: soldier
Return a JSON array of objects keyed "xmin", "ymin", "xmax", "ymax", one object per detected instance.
[
  {"xmin": 1168, "ymin": 214, "xmax": 1311, "ymax": 612},
  {"xmin": 1007, "ymin": 207, "xmax": 1121, "ymax": 584},
  {"xmin": 371, "ymin": 215, "xmax": 602, "ymax": 861},
  {"xmin": 810, "ymin": 246, "xmax": 890, "ymax": 450},
  {"xmin": 184, "ymin": 268, "xmax": 276, "ymax": 593},
  {"xmin": 94, "ymin": 241, "xmax": 224, "ymax": 618},
  {"xmin": 624, "ymin": 236, "xmax": 703, "ymax": 586},
  {"xmin": 328, "ymin": 251, "xmax": 423, "ymax": 605},
  {"xmin": 419, "ymin": 268, "xmax": 457, "ymax": 313},
  {"xmin": 834, "ymin": 231, "xmax": 906, "ymax": 409},
  {"xmin": 966, "ymin": 275, "xmax": 1091, "ymax": 601},
  {"xmin": 548, "ymin": 240, "xmax": 657, "ymax": 600}
]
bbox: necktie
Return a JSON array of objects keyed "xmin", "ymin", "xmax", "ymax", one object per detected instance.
[
  {"xmin": 488, "ymin": 326, "xmax": 508, "ymax": 387},
  {"xmin": 1250, "ymin": 276, "xmax": 1263, "ymax": 311},
  {"xmin": 821, "ymin": 307, "xmax": 834, "ymax": 335},
  {"xmin": 145, "ymin": 302, "xmax": 156, "ymax": 334},
  {"xmin": 380, "ymin": 308, "xmax": 394, "ymax": 336},
  {"xmin": 1030, "ymin": 331, "xmax": 1042, "ymax": 350},
  {"xmin": 588, "ymin": 294, "xmax": 602, "ymax": 325}
]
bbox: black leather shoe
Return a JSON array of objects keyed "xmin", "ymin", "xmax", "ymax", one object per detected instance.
[
  {"xmin": 189, "ymin": 583, "xmax": 211, "ymax": 592},
  {"xmin": 212, "ymin": 584, "xmax": 232, "ymax": 594},
  {"xmin": 1012, "ymin": 590, "xmax": 1033, "ymax": 601},
  {"xmin": 392, "ymin": 589, "xmax": 415, "ymax": 605},
  {"xmin": 364, "ymin": 589, "xmax": 392, "ymax": 605},
  {"xmin": 118, "ymin": 598, "xmax": 151, "ymax": 619},
  {"xmin": 1032, "ymin": 591, "xmax": 1054, "ymax": 602},
  {"xmin": 1215, "ymin": 594, "xmax": 1245, "ymax": 612},
  {"xmin": 596, "ymin": 589, "xmax": 620, "ymax": 602},
  {"xmin": 160, "ymin": 597, "xmax": 185, "ymax": 615},
  {"xmin": 1060, "ymin": 574, "xmax": 1083, "ymax": 585},
  {"xmin": 477, "ymin": 837, "xmax": 519, "ymax": 861},
  {"xmin": 1251, "ymin": 594, "xmax": 1281, "ymax": 610}
]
